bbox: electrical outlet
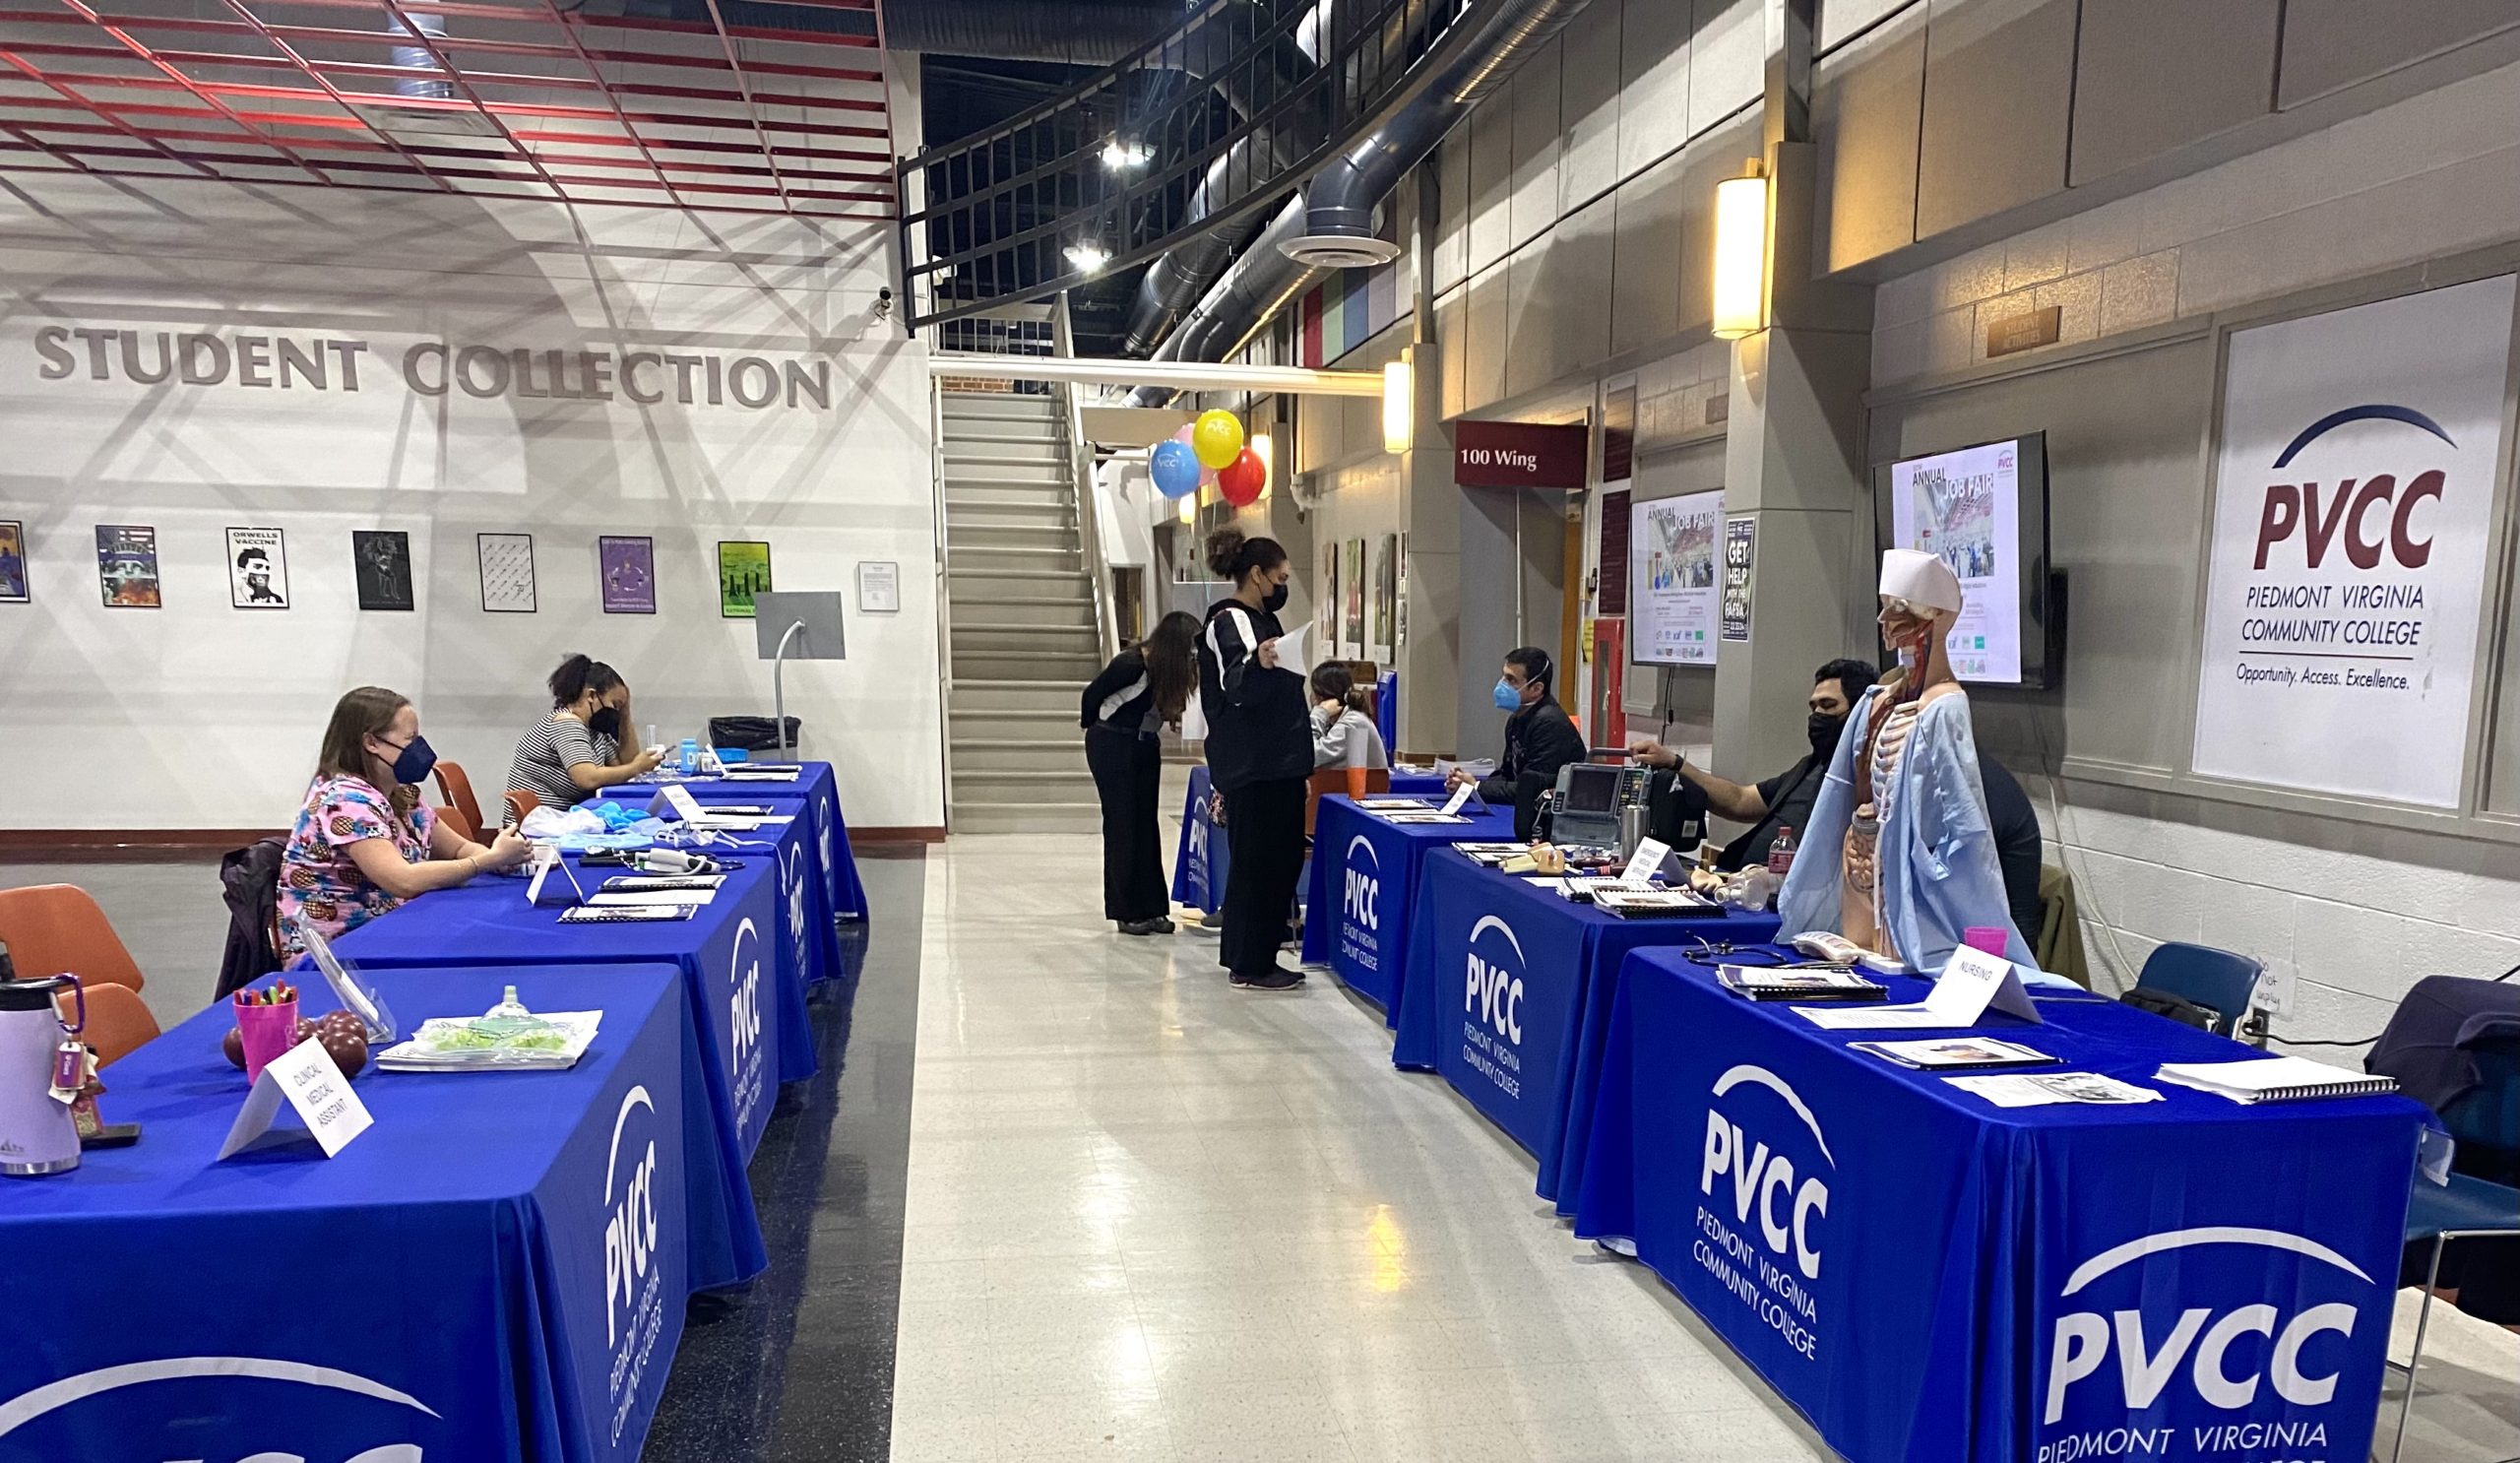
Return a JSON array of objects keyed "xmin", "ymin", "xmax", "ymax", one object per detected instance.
[{"xmin": 2252, "ymin": 961, "xmax": 2298, "ymax": 1020}]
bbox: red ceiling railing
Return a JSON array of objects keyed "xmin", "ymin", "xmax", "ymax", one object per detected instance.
[{"xmin": 0, "ymin": 0, "xmax": 897, "ymax": 218}]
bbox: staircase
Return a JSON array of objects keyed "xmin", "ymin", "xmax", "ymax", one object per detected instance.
[{"xmin": 940, "ymin": 389, "xmax": 1106, "ymax": 833}]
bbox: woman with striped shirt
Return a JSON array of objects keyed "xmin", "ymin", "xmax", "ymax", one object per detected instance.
[{"xmin": 504, "ymin": 653, "xmax": 664, "ymax": 820}]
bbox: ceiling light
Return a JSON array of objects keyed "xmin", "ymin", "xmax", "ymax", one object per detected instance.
[
  {"xmin": 1064, "ymin": 241, "xmax": 1111, "ymax": 275},
  {"xmin": 1101, "ymin": 139, "xmax": 1151, "ymax": 170}
]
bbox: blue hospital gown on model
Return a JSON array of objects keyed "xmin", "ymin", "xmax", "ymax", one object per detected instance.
[{"xmin": 1777, "ymin": 684, "xmax": 2068, "ymax": 986}]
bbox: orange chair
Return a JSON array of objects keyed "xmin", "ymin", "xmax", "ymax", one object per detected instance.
[
  {"xmin": 0, "ymin": 884, "xmax": 146, "ymax": 993},
  {"xmin": 1305, "ymin": 766, "xmax": 1393, "ymax": 835},
  {"xmin": 431, "ymin": 761, "xmax": 486, "ymax": 835},
  {"xmin": 503, "ymin": 789, "xmax": 538, "ymax": 828},
  {"xmin": 73, "ymin": 982, "xmax": 160, "ymax": 1069},
  {"xmin": 434, "ymin": 802, "xmax": 477, "ymax": 842}
]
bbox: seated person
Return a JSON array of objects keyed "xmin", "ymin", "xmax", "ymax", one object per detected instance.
[
  {"xmin": 1977, "ymin": 752, "xmax": 2047, "ymax": 942},
  {"xmin": 1447, "ymin": 647, "xmax": 1585, "ymax": 838},
  {"xmin": 1310, "ymin": 665, "xmax": 1390, "ymax": 780},
  {"xmin": 506, "ymin": 653, "xmax": 663, "ymax": 819},
  {"xmin": 279, "ymin": 686, "xmax": 531, "ymax": 956},
  {"xmin": 1629, "ymin": 658, "xmax": 1878, "ymax": 870}
]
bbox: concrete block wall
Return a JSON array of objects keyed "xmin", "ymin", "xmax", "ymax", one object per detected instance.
[{"xmin": 1871, "ymin": 55, "xmax": 2520, "ymax": 386}]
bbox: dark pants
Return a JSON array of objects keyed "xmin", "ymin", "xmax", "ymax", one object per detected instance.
[
  {"xmin": 1219, "ymin": 776, "xmax": 1307, "ymax": 977},
  {"xmin": 1086, "ymin": 728, "xmax": 1167, "ymax": 922}
]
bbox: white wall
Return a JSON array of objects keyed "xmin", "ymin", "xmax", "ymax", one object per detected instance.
[
  {"xmin": 1866, "ymin": 57, "xmax": 2520, "ymax": 1059},
  {"xmin": 0, "ymin": 176, "xmax": 944, "ymax": 833}
]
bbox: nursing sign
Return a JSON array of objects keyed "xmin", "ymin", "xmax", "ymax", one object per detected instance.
[{"xmin": 2191, "ymin": 276, "xmax": 2515, "ymax": 807}]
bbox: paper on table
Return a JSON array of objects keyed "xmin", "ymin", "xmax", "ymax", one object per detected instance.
[
  {"xmin": 1522, "ymin": 877, "xmax": 1570, "ymax": 893},
  {"xmin": 591, "ymin": 889, "xmax": 717, "ymax": 908},
  {"xmin": 1946, "ymin": 1072, "xmax": 2164, "ymax": 1108}
]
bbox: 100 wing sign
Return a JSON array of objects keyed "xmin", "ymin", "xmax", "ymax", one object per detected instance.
[
  {"xmin": 1693, "ymin": 1066, "xmax": 1832, "ymax": 1367},
  {"xmin": 2191, "ymin": 274, "xmax": 2515, "ymax": 808},
  {"xmin": 1338, "ymin": 835, "xmax": 1384, "ymax": 976},
  {"xmin": 0, "ymin": 1357, "xmax": 440, "ymax": 1458},
  {"xmin": 2038, "ymin": 1226, "xmax": 2386, "ymax": 1462}
]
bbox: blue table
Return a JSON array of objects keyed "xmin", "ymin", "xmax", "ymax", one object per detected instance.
[
  {"xmin": 650, "ymin": 795, "xmax": 843, "ymax": 989},
  {"xmin": 1172, "ymin": 765, "xmax": 1447, "ymax": 918},
  {"xmin": 1573, "ymin": 946, "xmax": 2428, "ymax": 1463},
  {"xmin": 635, "ymin": 760, "xmax": 866, "ymax": 922},
  {"xmin": 1394, "ymin": 851, "xmax": 1779, "ymax": 1201},
  {"xmin": 1299, "ymin": 795, "xmax": 1512, "ymax": 1019},
  {"xmin": 335, "ymin": 852, "xmax": 816, "ymax": 1283},
  {"xmin": 0, "ymin": 964, "xmax": 705, "ymax": 1463}
]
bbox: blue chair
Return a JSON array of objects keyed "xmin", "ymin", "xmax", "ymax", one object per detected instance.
[
  {"xmin": 2391, "ymin": 1040, "xmax": 2520, "ymax": 1463},
  {"xmin": 2129, "ymin": 941, "xmax": 2263, "ymax": 1038}
]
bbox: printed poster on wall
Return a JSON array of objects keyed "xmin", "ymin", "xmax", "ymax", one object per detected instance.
[
  {"xmin": 599, "ymin": 535, "xmax": 656, "ymax": 614},
  {"xmin": 1369, "ymin": 534, "xmax": 1395, "ymax": 662},
  {"xmin": 1318, "ymin": 542, "xmax": 1338, "ymax": 652},
  {"xmin": 351, "ymin": 530, "xmax": 413, "ymax": 611},
  {"xmin": 476, "ymin": 532, "xmax": 536, "ymax": 613},
  {"xmin": 225, "ymin": 527, "xmax": 288, "ymax": 609},
  {"xmin": 1340, "ymin": 538, "xmax": 1365, "ymax": 661},
  {"xmin": 1886, "ymin": 440, "xmax": 2021, "ymax": 681},
  {"xmin": 1720, "ymin": 517, "xmax": 1756, "ymax": 642},
  {"xmin": 1, "ymin": 520, "xmax": 30, "ymax": 603},
  {"xmin": 1630, "ymin": 490, "xmax": 1722, "ymax": 665},
  {"xmin": 2191, "ymin": 274, "xmax": 2516, "ymax": 808},
  {"xmin": 718, "ymin": 540, "xmax": 771, "ymax": 618},
  {"xmin": 94, "ymin": 525, "xmax": 159, "ymax": 607}
]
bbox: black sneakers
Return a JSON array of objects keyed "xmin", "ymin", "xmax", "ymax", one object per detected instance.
[
  {"xmin": 1116, "ymin": 917, "xmax": 1176, "ymax": 936},
  {"xmin": 1229, "ymin": 968, "xmax": 1306, "ymax": 992}
]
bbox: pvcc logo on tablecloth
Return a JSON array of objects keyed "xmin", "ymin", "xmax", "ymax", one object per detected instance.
[
  {"xmin": 726, "ymin": 918, "xmax": 766, "ymax": 1127},
  {"xmin": 0, "ymin": 1357, "xmax": 437, "ymax": 1459},
  {"xmin": 1458, "ymin": 916, "xmax": 1526, "ymax": 1099},
  {"xmin": 781, "ymin": 843, "xmax": 810, "ymax": 975},
  {"xmin": 1341, "ymin": 836, "xmax": 1381, "ymax": 933},
  {"xmin": 1694, "ymin": 1065, "xmax": 1832, "ymax": 1361},
  {"xmin": 2039, "ymin": 1226, "xmax": 2374, "ymax": 1459},
  {"xmin": 601, "ymin": 1084, "xmax": 667, "ymax": 1442}
]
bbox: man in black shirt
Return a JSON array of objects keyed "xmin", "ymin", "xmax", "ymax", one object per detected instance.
[
  {"xmin": 1448, "ymin": 647, "xmax": 1587, "ymax": 841},
  {"xmin": 1978, "ymin": 752, "xmax": 2048, "ymax": 944},
  {"xmin": 1627, "ymin": 658, "xmax": 1879, "ymax": 871}
]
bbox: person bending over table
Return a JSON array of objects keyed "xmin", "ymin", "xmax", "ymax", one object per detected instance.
[
  {"xmin": 1447, "ymin": 647, "xmax": 1585, "ymax": 840},
  {"xmin": 506, "ymin": 653, "xmax": 664, "ymax": 819},
  {"xmin": 1628, "ymin": 658, "xmax": 1879, "ymax": 870},
  {"xmin": 279, "ymin": 685, "xmax": 532, "ymax": 958},
  {"xmin": 1082, "ymin": 610, "xmax": 1201, "ymax": 936}
]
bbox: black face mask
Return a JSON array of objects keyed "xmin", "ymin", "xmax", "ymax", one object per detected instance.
[
  {"xmin": 1261, "ymin": 582, "xmax": 1289, "ymax": 614},
  {"xmin": 589, "ymin": 707, "xmax": 624, "ymax": 737},
  {"xmin": 1807, "ymin": 710, "xmax": 1847, "ymax": 760}
]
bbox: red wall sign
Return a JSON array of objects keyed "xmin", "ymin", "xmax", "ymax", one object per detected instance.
[{"xmin": 1454, "ymin": 419, "xmax": 1589, "ymax": 490}]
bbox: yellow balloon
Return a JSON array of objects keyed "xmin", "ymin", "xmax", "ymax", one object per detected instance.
[{"xmin": 1192, "ymin": 410, "xmax": 1245, "ymax": 470}]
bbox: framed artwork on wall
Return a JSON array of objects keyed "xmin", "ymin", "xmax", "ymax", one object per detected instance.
[
  {"xmin": 1370, "ymin": 534, "xmax": 1396, "ymax": 662},
  {"xmin": 95, "ymin": 525, "xmax": 160, "ymax": 608},
  {"xmin": 226, "ymin": 527, "xmax": 288, "ymax": 609},
  {"xmin": 718, "ymin": 540, "xmax": 771, "ymax": 618},
  {"xmin": 1319, "ymin": 542, "xmax": 1338, "ymax": 650},
  {"xmin": 476, "ymin": 533, "xmax": 536, "ymax": 613},
  {"xmin": 1341, "ymin": 538, "xmax": 1365, "ymax": 660},
  {"xmin": 598, "ymin": 535, "xmax": 656, "ymax": 613},
  {"xmin": 352, "ymin": 530, "xmax": 414, "ymax": 611},
  {"xmin": 0, "ymin": 521, "xmax": 27, "ymax": 604}
]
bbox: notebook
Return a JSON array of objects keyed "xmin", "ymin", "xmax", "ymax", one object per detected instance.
[
  {"xmin": 1589, "ymin": 887, "xmax": 1723, "ymax": 920},
  {"xmin": 2153, "ymin": 1056, "xmax": 2399, "ymax": 1105},
  {"xmin": 1851, "ymin": 1037, "xmax": 2056, "ymax": 1070},
  {"xmin": 1717, "ymin": 965, "xmax": 1889, "ymax": 1002},
  {"xmin": 558, "ymin": 905, "xmax": 696, "ymax": 923}
]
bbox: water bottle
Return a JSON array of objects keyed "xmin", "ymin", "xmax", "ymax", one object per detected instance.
[
  {"xmin": 1766, "ymin": 825, "xmax": 1798, "ymax": 876},
  {"xmin": 679, "ymin": 737, "xmax": 700, "ymax": 775}
]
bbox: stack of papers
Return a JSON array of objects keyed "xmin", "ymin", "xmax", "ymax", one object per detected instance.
[
  {"xmin": 1590, "ymin": 887, "xmax": 1721, "ymax": 919},
  {"xmin": 1850, "ymin": 1037, "xmax": 2056, "ymax": 1070},
  {"xmin": 722, "ymin": 767, "xmax": 801, "ymax": 782},
  {"xmin": 590, "ymin": 889, "xmax": 717, "ymax": 908},
  {"xmin": 376, "ymin": 1011, "xmax": 602, "ymax": 1072},
  {"xmin": 1947, "ymin": 1072, "xmax": 2164, "ymax": 1108},
  {"xmin": 1355, "ymin": 797, "xmax": 1430, "ymax": 811},
  {"xmin": 1560, "ymin": 876, "xmax": 1659, "ymax": 904},
  {"xmin": 1452, "ymin": 842, "xmax": 1527, "ymax": 866},
  {"xmin": 1717, "ymin": 965, "xmax": 1888, "ymax": 1002},
  {"xmin": 2154, "ymin": 1055, "xmax": 2398, "ymax": 1105},
  {"xmin": 1383, "ymin": 812, "xmax": 1472, "ymax": 825}
]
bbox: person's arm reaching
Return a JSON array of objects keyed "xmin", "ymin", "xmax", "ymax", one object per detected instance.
[
  {"xmin": 563, "ymin": 719, "xmax": 663, "ymax": 792},
  {"xmin": 1313, "ymin": 703, "xmax": 1354, "ymax": 768},
  {"xmin": 609, "ymin": 693, "xmax": 641, "ymax": 767},
  {"xmin": 1627, "ymin": 736, "xmax": 1768, "ymax": 822}
]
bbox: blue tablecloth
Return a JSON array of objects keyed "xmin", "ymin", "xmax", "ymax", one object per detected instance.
[
  {"xmin": 1172, "ymin": 766, "xmax": 1448, "ymax": 918},
  {"xmin": 335, "ymin": 853, "xmax": 816, "ymax": 1281},
  {"xmin": 1574, "ymin": 946, "xmax": 2428, "ymax": 1463},
  {"xmin": 634, "ymin": 760, "xmax": 865, "ymax": 922},
  {"xmin": 1299, "ymin": 795, "xmax": 1512, "ymax": 1019},
  {"xmin": 0, "ymin": 964, "xmax": 706, "ymax": 1463},
  {"xmin": 1394, "ymin": 851, "xmax": 1779, "ymax": 1200},
  {"xmin": 650, "ymin": 794, "xmax": 843, "ymax": 989}
]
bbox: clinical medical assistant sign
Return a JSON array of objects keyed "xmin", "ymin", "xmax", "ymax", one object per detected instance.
[{"xmin": 2191, "ymin": 275, "xmax": 2514, "ymax": 808}]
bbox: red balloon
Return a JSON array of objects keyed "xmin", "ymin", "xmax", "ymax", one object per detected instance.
[{"xmin": 1217, "ymin": 447, "xmax": 1266, "ymax": 506}]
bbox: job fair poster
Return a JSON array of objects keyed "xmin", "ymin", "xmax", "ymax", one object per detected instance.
[
  {"xmin": 1630, "ymin": 490, "xmax": 1721, "ymax": 665},
  {"xmin": 1887, "ymin": 440, "xmax": 2021, "ymax": 682},
  {"xmin": 2191, "ymin": 274, "xmax": 2514, "ymax": 808}
]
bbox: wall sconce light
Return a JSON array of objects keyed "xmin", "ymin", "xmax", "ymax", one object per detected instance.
[
  {"xmin": 1711, "ymin": 159, "xmax": 1769, "ymax": 341},
  {"xmin": 1382, "ymin": 358, "xmax": 1414, "ymax": 454}
]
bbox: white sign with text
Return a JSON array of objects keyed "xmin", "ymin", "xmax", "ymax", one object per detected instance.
[{"xmin": 219, "ymin": 1038, "xmax": 373, "ymax": 1159}]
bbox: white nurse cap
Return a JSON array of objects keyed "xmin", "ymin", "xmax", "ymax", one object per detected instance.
[{"xmin": 1878, "ymin": 547, "xmax": 1963, "ymax": 614}]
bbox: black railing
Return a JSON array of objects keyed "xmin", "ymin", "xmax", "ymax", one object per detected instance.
[{"xmin": 899, "ymin": 0, "xmax": 1474, "ymax": 332}]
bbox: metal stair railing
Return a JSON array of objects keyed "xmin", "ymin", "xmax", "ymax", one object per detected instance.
[{"xmin": 1051, "ymin": 291, "xmax": 1121, "ymax": 667}]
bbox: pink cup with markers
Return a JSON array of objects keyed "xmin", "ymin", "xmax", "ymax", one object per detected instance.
[{"xmin": 1962, "ymin": 926, "xmax": 2009, "ymax": 958}]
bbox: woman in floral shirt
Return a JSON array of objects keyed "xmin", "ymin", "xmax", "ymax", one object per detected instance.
[{"xmin": 279, "ymin": 686, "xmax": 533, "ymax": 956}]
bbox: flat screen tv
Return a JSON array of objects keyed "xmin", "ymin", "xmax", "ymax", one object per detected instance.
[{"xmin": 1870, "ymin": 431, "xmax": 2055, "ymax": 689}]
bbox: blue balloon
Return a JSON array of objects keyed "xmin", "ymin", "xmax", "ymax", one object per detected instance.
[{"xmin": 1150, "ymin": 440, "xmax": 1202, "ymax": 498}]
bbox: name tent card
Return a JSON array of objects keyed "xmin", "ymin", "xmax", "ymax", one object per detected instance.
[
  {"xmin": 1619, "ymin": 837, "xmax": 1672, "ymax": 884},
  {"xmin": 525, "ymin": 845, "xmax": 587, "ymax": 907},
  {"xmin": 1796, "ymin": 945, "xmax": 2044, "ymax": 1031},
  {"xmin": 218, "ymin": 1037, "xmax": 373, "ymax": 1160},
  {"xmin": 1439, "ymin": 782, "xmax": 1477, "ymax": 816}
]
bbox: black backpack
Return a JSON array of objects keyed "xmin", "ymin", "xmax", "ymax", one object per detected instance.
[
  {"xmin": 216, "ymin": 836, "xmax": 286, "ymax": 998},
  {"xmin": 2120, "ymin": 985, "xmax": 2225, "ymax": 1035}
]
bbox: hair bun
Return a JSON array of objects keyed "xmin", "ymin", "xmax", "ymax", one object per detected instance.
[{"xmin": 1202, "ymin": 525, "xmax": 1247, "ymax": 579}]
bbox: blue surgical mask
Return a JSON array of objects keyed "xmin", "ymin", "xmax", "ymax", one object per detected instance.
[
  {"xmin": 385, "ymin": 733, "xmax": 437, "ymax": 787},
  {"xmin": 1492, "ymin": 678, "xmax": 1521, "ymax": 712}
]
